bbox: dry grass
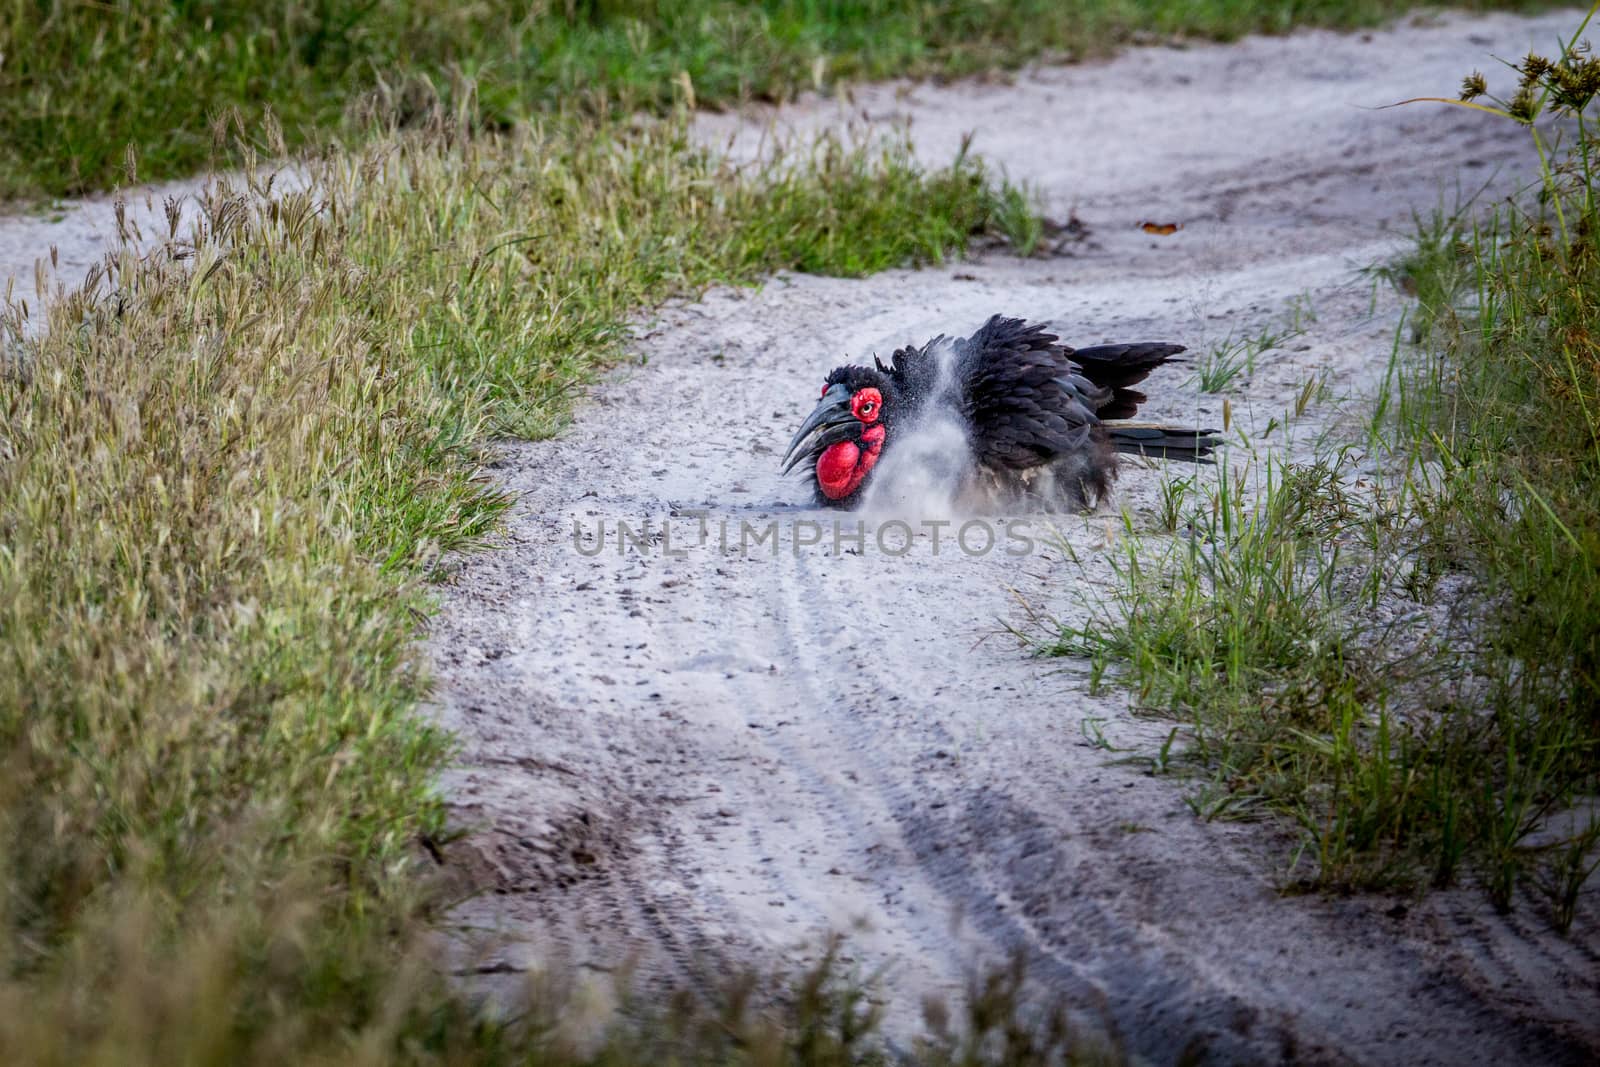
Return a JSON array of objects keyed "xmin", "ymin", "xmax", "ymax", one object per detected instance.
[{"xmin": 0, "ymin": 102, "xmax": 1044, "ymax": 1061}]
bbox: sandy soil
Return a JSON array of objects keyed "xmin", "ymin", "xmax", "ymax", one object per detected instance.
[
  {"xmin": 431, "ymin": 11, "xmax": 1600, "ymax": 1065},
  {"xmin": 0, "ymin": 170, "xmax": 310, "ymax": 336},
  {"xmin": 5, "ymin": 9, "xmax": 1595, "ymax": 1065},
  {"xmin": 0, "ymin": 178, "xmax": 212, "ymax": 326}
]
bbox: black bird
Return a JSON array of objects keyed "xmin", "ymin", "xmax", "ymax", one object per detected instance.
[{"xmin": 780, "ymin": 315, "xmax": 1219, "ymax": 510}]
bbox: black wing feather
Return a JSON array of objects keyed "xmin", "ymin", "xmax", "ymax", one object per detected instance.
[
  {"xmin": 876, "ymin": 315, "xmax": 1198, "ymax": 473},
  {"xmin": 1068, "ymin": 342, "xmax": 1187, "ymax": 388},
  {"xmin": 953, "ymin": 316, "xmax": 1109, "ymax": 472}
]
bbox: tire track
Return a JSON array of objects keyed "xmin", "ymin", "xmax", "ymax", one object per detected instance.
[{"xmin": 428, "ymin": 11, "xmax": 1599, "ymax": 1065}]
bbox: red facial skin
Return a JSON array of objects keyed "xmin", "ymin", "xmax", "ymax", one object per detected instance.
[{"xmin": 816, "ymin": 387, "xmax": 885, "ymax": 501}]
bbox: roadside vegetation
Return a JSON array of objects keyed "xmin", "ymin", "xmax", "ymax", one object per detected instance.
[
  {"xmin": 1, "ymin": 0, "xmax": 1559, "ymax": 201},
  {"xmin": 5, "ymin": 0, "xmax": 1591, "ymax": 1060},
  {"xmin": 0, "ymin": 83, "xmax": 1069, "ymax": 1058},
  {"xmin": 1192, "ymin": 299, "xmax": 1313, "ymax": 394},
  {"xmin": 1046, "ymin": 13, "xmax": 1600, "ymax": 924}
]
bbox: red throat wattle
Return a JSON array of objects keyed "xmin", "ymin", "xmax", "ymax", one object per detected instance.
[{"xmin": 817, "ymin": 424, "xmax": 885, "ymax": 500}]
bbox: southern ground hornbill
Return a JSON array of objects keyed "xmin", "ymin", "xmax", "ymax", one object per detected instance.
[{"xmin": 780, "ymin": 315, "xmax": 1220, "ymax": 511}]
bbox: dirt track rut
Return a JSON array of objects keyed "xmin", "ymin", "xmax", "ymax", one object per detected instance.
[{"xmin": 426, "ymin": 11, "xmax": 1600, "ymax": 1064}]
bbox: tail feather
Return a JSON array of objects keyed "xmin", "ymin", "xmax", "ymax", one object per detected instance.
[{"xmin": 1108, "ymin": 423, "xmax": 1221, "ymax": 464}]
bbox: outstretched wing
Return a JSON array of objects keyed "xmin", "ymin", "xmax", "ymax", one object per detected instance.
[
  {"xmin": 876, "ymin": 315, "xmax": 1191, "ymax": 472},
  {"xmin": 952, "ymin": 315, "xmax": 1109, "ymax": 471},
  {"xmin": 1067, "ymin": 341, "xmax": 1187, "ymax": 419}
]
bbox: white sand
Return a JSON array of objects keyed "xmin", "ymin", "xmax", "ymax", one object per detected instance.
[
  {"xmin": 434, "ymin": 11, "xmax": 1599, "ymax": 1064},
  {"xmin": 7, "ymin": 9, "xmax": 1596, "ymax": 1063}
]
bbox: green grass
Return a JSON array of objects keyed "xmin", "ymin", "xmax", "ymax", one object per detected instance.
[
  {"xmin": 1194, "ymin": 298, "xmax": 1313, "ymax": 393},
  {"xmin": 1044, "ymin": 446, "xmax": 1439, "ymax": 886},
  {"xmin": 0, "ymin": 0, "xmax": 1557, "ymax": 201},
  {"xmin": 1041, "ymin": 14, "xmax": 1600, "ymax": 919},
  {"xmin": 0, "ymin": 94, "xmax": 1057, "ymax": 1060}
]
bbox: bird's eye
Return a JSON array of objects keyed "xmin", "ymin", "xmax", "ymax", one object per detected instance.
[
  {"xmin": 821, "ymin": 383, "xmax": 829, "ymax": 398},
  {"xmin": 850, "ymin": 387, "xmax": 883, "ymax": 423}
]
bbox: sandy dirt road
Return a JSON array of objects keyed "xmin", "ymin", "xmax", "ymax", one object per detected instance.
[
  {"xmin": 431, "ymin": 10, "xmax": 1600, "ymax": 1065},
  {"xmin": 433, "ymin": 11, "xmax": 1600, "ymax": 1064},
  {"xmin": 7, "ymin": 9, "xmax": 1594, "ymax": 1066}
]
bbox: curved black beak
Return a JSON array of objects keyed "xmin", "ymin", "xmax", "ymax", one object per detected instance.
[{"xmin": 781, "ymin": 383, "xmax": 857, "ymax": 474}]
